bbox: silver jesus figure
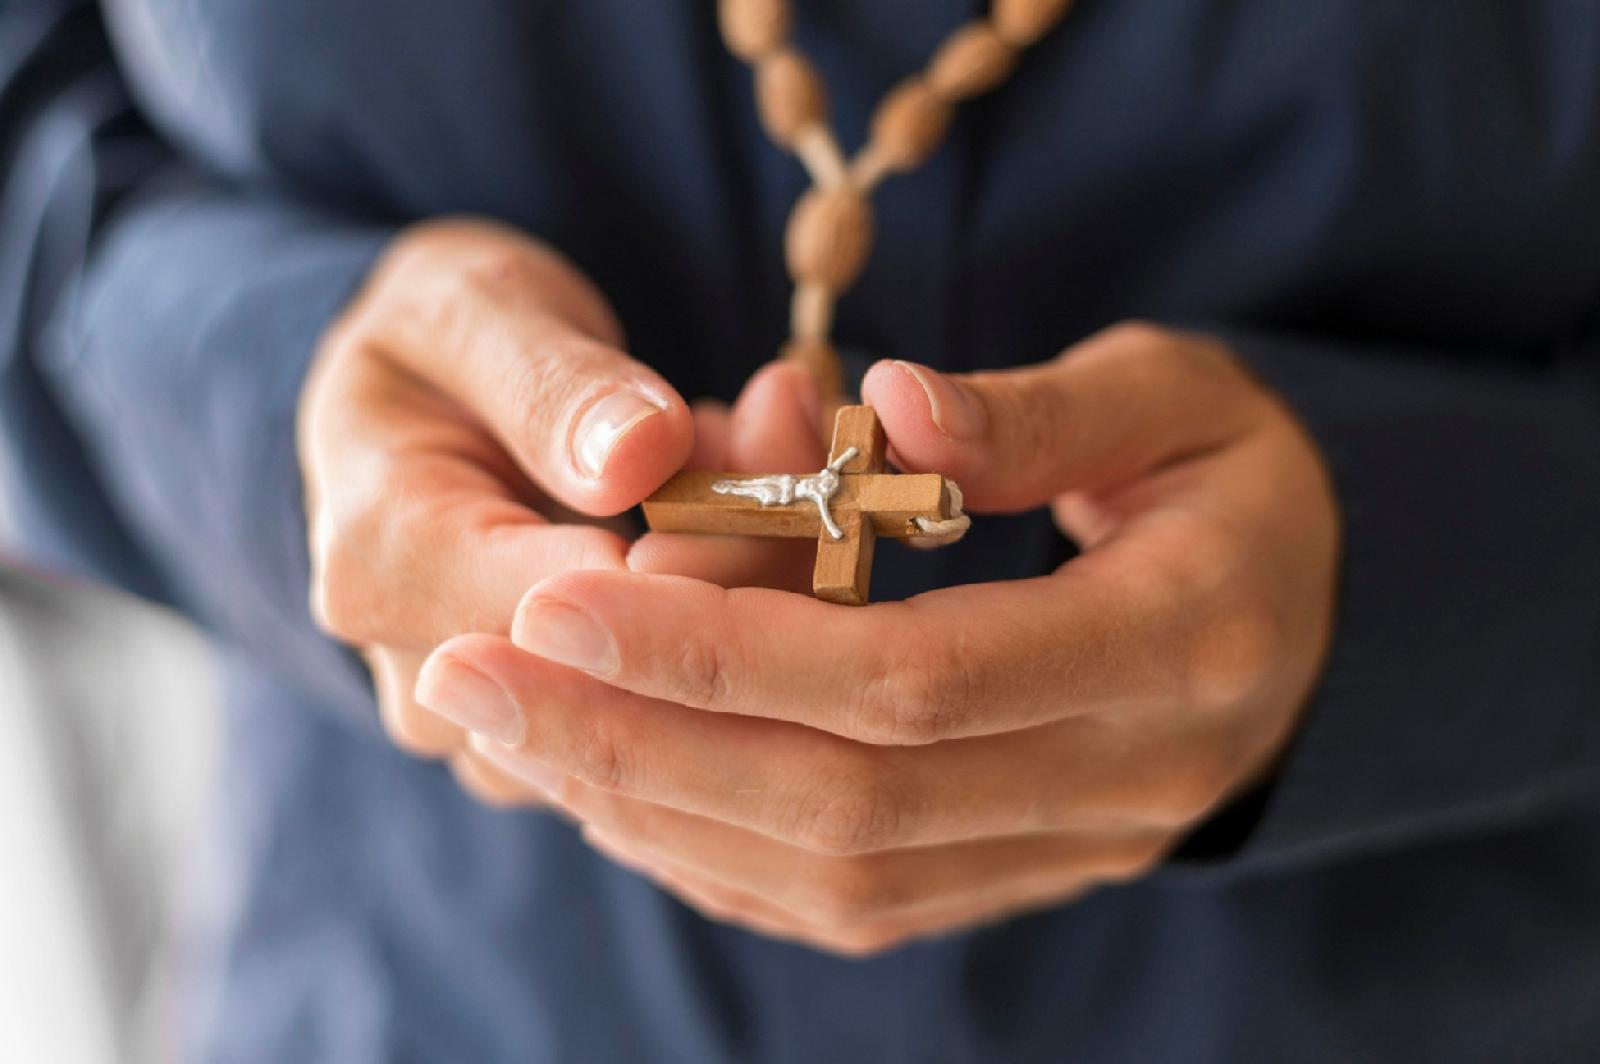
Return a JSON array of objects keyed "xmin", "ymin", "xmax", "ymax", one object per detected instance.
[{"xmin": 710, "ymin": 447, "xmax": 859, "ymax": 540}]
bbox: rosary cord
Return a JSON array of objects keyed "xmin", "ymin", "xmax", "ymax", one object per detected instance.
[{"xmin": 717, "ymin": 0, "xmax": 1076, "ymax": 423}]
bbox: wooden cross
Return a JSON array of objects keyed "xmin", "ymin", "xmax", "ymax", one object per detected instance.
[{"xmin": 642, "ymin": 405, "xmax": 960, "ymax": 605}]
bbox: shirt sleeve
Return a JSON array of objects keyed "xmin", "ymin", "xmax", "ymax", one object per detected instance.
[
  {"xmin": 1179, "ymin": 327, "xmax": 1600, "ymax": 870},
  {"xmin": 0, "ymin": 0, "xmax": 394, "ymax": 724},
  {"xmin": 49, "ymin": 174, "xmax": 393, "ymax": 721}
]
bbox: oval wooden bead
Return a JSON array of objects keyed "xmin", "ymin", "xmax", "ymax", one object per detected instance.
[
  {"xmin": 928, "ymin": 21, "xmax": 1018, "ymax": 99},
  {"xmin": 993, "ymin": 0, "xmax": 1074, "ymax": 47},
  {"xmin": 869, "ymin": 79, "xmax": 954, "ymax": 171},
  {"xmin": 718, "ymin": 0, "xmax": 791, "ymax": 61},
  {"xmin": 756, "ymin": 49, "xmax": 827, "ymax": 145},
  {"xmin": 785, "ymin": 188, "xmax": 873, "ymax": 290}
]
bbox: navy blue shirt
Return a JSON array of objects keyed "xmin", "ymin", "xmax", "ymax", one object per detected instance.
[{"xmin": 4, "ymin": 1, "xmax": 1600, "ymax": 1059}]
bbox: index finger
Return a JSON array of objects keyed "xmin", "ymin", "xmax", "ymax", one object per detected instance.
[
  {"xmin": 302, "ymin": 349, "xmax": 633, "ymax": 651},
  {"xmin": 351, "ymin": 221, "xmax": 695, "ymax": 515},
  {"xmin": 507, "ymin": 547, "xmax": 1188, "ymax": 745}
]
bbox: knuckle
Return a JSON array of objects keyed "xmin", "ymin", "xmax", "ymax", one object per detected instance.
[
  {"xmin": 1097, "ymin": 839, "xmax": 1167, "ymax": 884},
  {"xmin": 536, "ymin": 769, "xmax": 583, "ymax": 811},
  {"xmin": 674, "ymin": 632, "xmax": 735, "ymax": 710},
  {"xmin": 859, "ymin": 653, "xmax": 966, "ymax": 745},
  {"xmin": 309, "ymin": 530, "xmax": 378, "ymax": 642},
  {"xmin": 306, "ymin": 456, "xmax": 425, "ymax": 643},
  {"xmin": 307, "ymin": 570, "xmax": 347, "ymax": 640},
  {"xmin": 449, "ymin": 755, "xmax": 530, "ymax": 809},
  {"xmin": 789, "ymin": 771, "xmax": 905, "ymax": 856},
  {"xmin": 451, "ymin": 240, "xmax": 549, "ymax": 310},
  {"xmin": 392, "ymin": 219, "xmax": 621, "ymax": 352},
  {"xmin": 571, "ymin": 718, "xmax": 635, "ymax": 793},
  {"xmin": 820, "ymin": 924, "xmax": 910, "ymax": 959},
  {"xmin": 799, "ymin": 859, "xmax": 901, "ymax": 928},
  {"xmin": 1147, "ymin": 752, "xmax": 1232, "ymax": 829},
  {"xmin": 1096, "ymin": 322, "xmax": 1256, "ymax": 422},
  {"xmin": 1116, "ymin": 516, "xmax": 1204, "ymax": 615},
  {"xmin": 560, "ymin": 783, "xmax": 618, "ymax": 827},
  {"xmin": 974, "ymin": 373, "xmax": 1065, "ymax": 478},
  {"xmin": 1069, "ymin": 320, "xmax": 1170, "ymax": 376},
  {"xmin": 1184, "ymin": 596, "xmax": 1282, "ymax": 710},
  {"xmin": 299, "ymin": 331, "xmax": 366, "ymax": 434},
  {"xmin": 1131, "ymin": 513, "xmax": 1279, "ymax": 711},
  {"xmin": 1176, "ymin": 330, "xmax": 1257, "ymax": 398},
  {"xmin": 375, "ymin": 690, "xmax": 460, "ymax": 761},
  {"xmin": 1080, "ymin": 321, "xmax": 1182, "ymax": 393},
  {"xmin": 377, "ymin": 710, "xmax": 434, "ymax": 758},
  {"xmin": 1009, "ymin": 382, "xmax": 1066, "ymax": 466},
  {"xmin": 1099, "ymin": 319, "xmax": 1169, "ymax": 350},
  {"xmin": 503, "ymin": 336, "xmax": 587, "ymax": 421},
  {"xmin": 680, "ymin": 886, "xmax": 742, "ymax": 925}
]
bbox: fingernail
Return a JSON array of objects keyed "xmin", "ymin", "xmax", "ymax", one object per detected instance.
[
  {"xmin": 572, "ymin": 388, "xmax": 666, "ymax": 480},
  {"xmin": 468, "ymin": 733, "xmax": 563, "ymax": 799},
  {"xmin": 893, "ymin": 361, "xmax": 986, "ymax": 440},
  {"xmin": 415, "ymin": 657, "xmax": 525, "ymax": 746},
  {"xmin": 514, "ymin": 596, "xmax": 619, "ymax": 676}
]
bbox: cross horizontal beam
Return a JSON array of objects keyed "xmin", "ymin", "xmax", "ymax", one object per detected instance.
[{"xmin": 642, "ymin": 471, "xmax": 953, "ymax": 538}]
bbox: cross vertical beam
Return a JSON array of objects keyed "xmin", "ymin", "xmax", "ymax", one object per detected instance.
[{"xmin": 812, "ymin": 406, "xmax": 885, "ymax": 605}]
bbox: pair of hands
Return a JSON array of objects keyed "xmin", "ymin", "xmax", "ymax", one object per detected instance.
[{"xmin": 298, "ymin": 219, "xmax": 1340, "ymax": 956}]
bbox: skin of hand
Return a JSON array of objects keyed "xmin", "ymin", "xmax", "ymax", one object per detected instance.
[
  {"xmin": 414, "ymin": 322, "xmax": 1342, "ymax": 956},
  {"xmin": 297, "ymin": 218, "xmax": 819, "ymax": 804}
]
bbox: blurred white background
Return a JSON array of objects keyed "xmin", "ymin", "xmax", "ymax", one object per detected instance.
[{"xmin": 0, "ymin": 567, "xmax": 218, "ymax": 1064}]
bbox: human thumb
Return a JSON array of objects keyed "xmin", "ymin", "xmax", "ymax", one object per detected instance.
[{"xmin": 861, "ymin": 324, "xmax": 1257, "ymax": 512}]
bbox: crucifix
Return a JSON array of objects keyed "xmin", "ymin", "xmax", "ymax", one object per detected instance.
[{"xmin": 642, "ymin": 405, "xmax": 969, "ymax": 605}]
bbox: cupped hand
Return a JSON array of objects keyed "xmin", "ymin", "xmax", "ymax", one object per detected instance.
[
  {"xmin": 417, "ymin": 323, "xmax": 1341, "ymax": 954},
  {"xmin": 297, "ymin": 218, "xmax": 815, "ymax": 802}
]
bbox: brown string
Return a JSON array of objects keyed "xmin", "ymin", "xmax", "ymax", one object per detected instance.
[{"xmin": 717, "ymin": 0, "xmax": 1075, "ymax": 426}]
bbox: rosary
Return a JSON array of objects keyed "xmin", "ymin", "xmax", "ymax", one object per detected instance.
[{"xmin": 643, "ymin": 0, "xmax": 1074, "ymax": 604}]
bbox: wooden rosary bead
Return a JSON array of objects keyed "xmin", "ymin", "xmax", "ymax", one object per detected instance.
[
  {"xmin": 928, "ymin": 21, "xmax": 1019, "ymax": 100},
  {"xmin": 869, "ymin": 78, "xmax": 954, "ymax": 172},
  {"xmin": 718, "ymin": 0, "xmax": 791, "ymax": 61},
  {"xmin": 993, "ymin": 0, "xmax": 1075, "ymax": 47},
  {"xmin": 756, "ymin": 49, "xmax": 828, "ymax": 146},
  {"xmin": 785, "ymin": 187, "xmax": 873, "ymax": 290}
]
